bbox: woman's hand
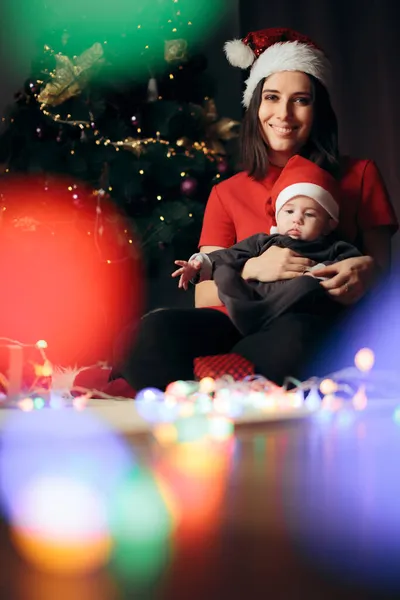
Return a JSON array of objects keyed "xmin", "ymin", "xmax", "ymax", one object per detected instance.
[
  {"xmin": 241, "ymin": 246, "xmax": 316, "ymax": 283},
  {"xmin": 311, "ymin": 256, "xmax": 375, "ymax": 305},
  {"xmin": 172, "ymin": 259, "xmax": 201, "ymax": 290}
]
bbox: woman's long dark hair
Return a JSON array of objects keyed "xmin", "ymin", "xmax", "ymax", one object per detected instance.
[{"xmin": 239, "ymin": 74, "xmax": 340, "ymax": 179}]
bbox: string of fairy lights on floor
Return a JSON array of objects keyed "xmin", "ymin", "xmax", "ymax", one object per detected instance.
[{"xmin": 2, "ymin": 340, "xmax": 397, "ymax": 445}]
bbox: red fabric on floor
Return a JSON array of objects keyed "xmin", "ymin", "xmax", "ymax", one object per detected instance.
[
  {"xmin": 194, "ymin": 353, "xmax": 255, "ymax": 380},
  {"xmin": 72, "ymin": 366, "xmax": 135, "ymax": 399},
  {"xmin": 72, "ymin": 354, "xmax": 255, "ymax": 397}
]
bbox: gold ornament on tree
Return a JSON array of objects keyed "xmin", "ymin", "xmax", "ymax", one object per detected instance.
[
  {"xmin": 164, "ymin": 39, "xmax": 188, "ymax": 63},
  {"xmin": 38, "ymin": 42, "xmax": 105, "ymax": 107},
  {"xmin": 202, "ymin": 98, "xmax": 241, "ymax": 155},
  {"xmin": 111, "ymin": 136, "xmax": 170, "ymax": 157},
  {"xmin": 111, "ymin": 137, "xmax": 144, "ymax": 157}
]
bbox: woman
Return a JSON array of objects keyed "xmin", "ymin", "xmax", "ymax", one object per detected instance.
[{"xmin": 113, "ymin": 27, "xmax": 398, "ymax": 390}]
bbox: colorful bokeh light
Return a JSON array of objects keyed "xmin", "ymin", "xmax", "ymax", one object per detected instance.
[
  {"xmin": 11, "ymin": 476, "xmax": 112, "ymax": 574},
  {"xmin": 109, "ymin": 466, "xmax": 176, "ymax": 584},
  {"xmin": 0, "ymin": 408, "xmax": 134, "ymax": 573}
]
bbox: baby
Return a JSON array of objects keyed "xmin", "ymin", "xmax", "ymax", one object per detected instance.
[{"xmin": 172, "ymin": 155, "xmax": 362, "ymax": 337}]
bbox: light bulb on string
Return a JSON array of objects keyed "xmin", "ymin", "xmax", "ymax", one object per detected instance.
[
  {"xmin": 354, "ymin": 348, "xmax": 375, "ymax": 373},
  {"xmin": 319, "ymin": 378, "xmax": 338, "ymax": 396}
]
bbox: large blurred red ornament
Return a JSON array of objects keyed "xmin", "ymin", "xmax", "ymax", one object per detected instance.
[{"xmin": 0, "ymin": 174, "xmax": 144, "ymax": 366}]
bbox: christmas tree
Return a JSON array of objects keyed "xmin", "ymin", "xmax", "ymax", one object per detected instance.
[{"xmin": 0, "ymin": 0, "xmax": 240, "ymax": 272}]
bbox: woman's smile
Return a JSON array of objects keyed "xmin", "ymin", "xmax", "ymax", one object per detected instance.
[{"xmin": 269, "ymin": 124, "xmax": 298, "ymax": 136}]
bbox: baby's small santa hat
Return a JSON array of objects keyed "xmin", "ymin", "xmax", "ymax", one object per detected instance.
[
  {"xmin": 269, "ymin": 155, "xmax": 339, "ymax": 234},
  {"xmin": 224, "ymin": 27, "xmax": 331, "ymax": 108}
]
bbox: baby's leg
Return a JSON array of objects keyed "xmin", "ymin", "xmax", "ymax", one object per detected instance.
[
  {"xmin": 214, "ymin": 264, "xmax": 262, "ymax": 302},
  {"xmin": 214, "ymin": 265, "xmax": 264, "ymax": 336}
]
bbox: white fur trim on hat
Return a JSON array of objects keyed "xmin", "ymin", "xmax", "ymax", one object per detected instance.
[
  {"xmin": 224, "ymin": 39, "xmax": 255, "ymax": 69},
  {"xmin": 275, "ymin": 182, "xmax": 339, "ymax": 221},
  {"xmin": 243, "ymin": 41, "xmax": 331, "ymax": 107}
]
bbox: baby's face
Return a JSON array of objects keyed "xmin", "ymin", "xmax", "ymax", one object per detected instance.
[{"xmin": 276, "ymin": 196, "xmax": 335, "ymax": 241}]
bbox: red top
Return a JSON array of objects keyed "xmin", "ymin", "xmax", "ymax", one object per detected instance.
[{"xmin": 198, "ymin": 157, "xmax": 398, "ymax": 314}]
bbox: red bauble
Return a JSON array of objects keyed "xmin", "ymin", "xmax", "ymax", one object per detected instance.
[
  {"xmin": 0, "ymin": 175, "xmax": 144, "ymax": 366},
  {"xmin": 180, "ymin": 176, "xmax": 198, "ymax": 197},
  {"xmin": 217, "ymin": 159, "xmax": 229, "ymax": 174}
]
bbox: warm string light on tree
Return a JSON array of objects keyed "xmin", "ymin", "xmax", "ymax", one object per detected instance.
[
  {"xmin": 1, "ymin": 40, "xmax": 236, "ymax": 163},
  {"xmin": 0, "ymin": 0, "xmax": 239, "ymax": 269}
]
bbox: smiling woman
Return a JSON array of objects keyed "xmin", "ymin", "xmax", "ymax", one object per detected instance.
[
  {"xmin": 257, "ymin": 72, "xmax": 313, "ymax": 167},
  {"xmin": 240, "ymin": 68, "xmax": 338, "ymax": 180},
  {"xmin": 112, "ymin": 27, "xmax": 398, "ymax": 392}
]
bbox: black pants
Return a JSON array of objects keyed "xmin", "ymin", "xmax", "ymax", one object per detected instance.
[{"xmin": 111, "ymin": 307, "xmax": 336, "ymax": 391}]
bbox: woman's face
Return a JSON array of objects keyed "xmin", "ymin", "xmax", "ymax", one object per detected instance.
[{"xmin": 258, "ymin": 71, "xmax": 314, "ymax": 167}]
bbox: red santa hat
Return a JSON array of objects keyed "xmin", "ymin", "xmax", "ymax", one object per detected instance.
[
  {"xmin": 269, "ymin": 155, "xmax": 339, "ymax": 234},
  {"xmin": 224, "ymin": 27, "xmax": 331, "ymax": 108}
]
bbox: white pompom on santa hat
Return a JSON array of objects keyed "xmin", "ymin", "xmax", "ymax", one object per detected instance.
[
  {"xmin": 224, "ymin": 27, "xmax": 332, "ymax": 107},
  {"xmin": 269, "ymin": 155, "xmax": 339, "ymax": 234}
]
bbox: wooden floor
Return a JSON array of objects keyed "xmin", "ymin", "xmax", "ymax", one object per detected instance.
[{"xmin": 1, "ymin": 403, "xmax": 400, "ymax": 599}]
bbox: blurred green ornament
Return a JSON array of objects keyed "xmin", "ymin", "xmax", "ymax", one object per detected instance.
[{"xmin": 5, "ymin": 0, "xmax": 225, "ymax": 77}]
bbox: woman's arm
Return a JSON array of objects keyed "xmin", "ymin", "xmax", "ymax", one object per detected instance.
[
  {"xmin": 313, "ymin": 157, "xmax": 397, "ymax": 303},
  {"xmin": 362, "ymin": 227, "xmax": 392, "ymax": 275},
  {"xmin": 194, "ymin": 245, "xmax": 225, "ymax": 308},
  {"xmin": 241, "ymin": 246, "xmax": 316, "ymax": 282},
  {"xmin": 312, "ymin": 226, "xmax": 393, "ymax": 304}
]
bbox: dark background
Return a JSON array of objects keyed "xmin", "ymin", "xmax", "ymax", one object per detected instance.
[{"xmin": 1, "ymin": 0, "xmax": 399, "ymax": 310}]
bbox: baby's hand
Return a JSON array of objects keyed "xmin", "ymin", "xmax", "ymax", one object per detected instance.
[{"xmin": 171, "ymin": 259, "xmax": 202, "ymax": 290}]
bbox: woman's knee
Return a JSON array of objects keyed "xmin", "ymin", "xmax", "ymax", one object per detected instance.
[
  {"xmin": 139, "ymin": 308, "xmax": 180, "ymax": 337},
  {"xmin": 230, "ymin": 313, "xmax": 329, "ymax": 383},
  {"xmin": 113, "ymin": 308, "xmax": 178, "ymax": 364},
  {"xmin": 132, "ymin": 309, "xmax": 192, "ymax": 356}
]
